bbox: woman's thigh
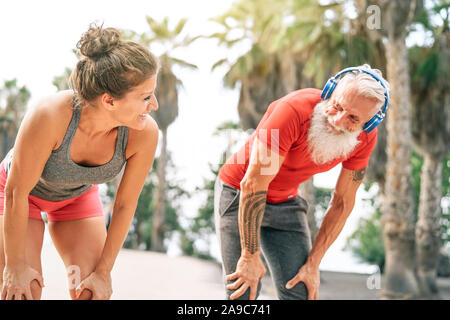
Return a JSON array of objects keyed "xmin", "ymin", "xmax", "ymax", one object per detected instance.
[
  {"xmin": 48, "ymin": 216, "xmax": 107, "ymax": 300},
  {"xmin": 0, "ymin": 216, "xmax": 45, "ymax": 300}
]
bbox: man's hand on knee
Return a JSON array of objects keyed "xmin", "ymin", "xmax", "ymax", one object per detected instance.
[
  {"xmin": 286, "ymin": 263, "xmax": 320, "ymax": 300},
  {"xmin": 226, "ymin": 253, "xmax": 266, "ymax": 300}
]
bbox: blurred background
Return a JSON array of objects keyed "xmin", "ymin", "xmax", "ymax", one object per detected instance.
[{"xmin": 0, "ymin": 0, "xmax": 449, "ymax": 299}]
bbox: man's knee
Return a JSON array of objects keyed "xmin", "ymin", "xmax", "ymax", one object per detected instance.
[
  {"xmin": 277, "ymin": 281, "xmax": 308, "ymax": 300},
  {"xmin": 225, "ymin": 281, "xmax": 262, "ymax": 300}
]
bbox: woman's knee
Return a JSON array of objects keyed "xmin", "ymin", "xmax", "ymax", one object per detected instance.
[
  {"xmin": 30, "ymin": 279, "xmax": 43, "ymax": 300},
  {"xmin": 70, "ymin": 288, "xmax": 93, "ymax": 300}
]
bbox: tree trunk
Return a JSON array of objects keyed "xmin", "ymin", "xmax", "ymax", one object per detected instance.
[
  {"xmin": 152, "ymin": 127, "xmax": 167, "ymax": 252},
  {"xmin": 299, "ymin": 178, "xmax": 318, "ymax": 243},
  {"xmin": 381, "ymin": 36, "xmax": 419, "ymax": 299},
  {"xmin": 415, "ymin": 154, "xmax": 443, "ymax": 299}
]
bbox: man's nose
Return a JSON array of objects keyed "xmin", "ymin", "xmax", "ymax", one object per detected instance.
[{"xmin": 333, "ymin": 111, "xmax": 347, "ymax": 127}]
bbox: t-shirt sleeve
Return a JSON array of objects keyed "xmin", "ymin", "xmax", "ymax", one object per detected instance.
[
  {"xmin": 342, "ymin": 129, "xmax": 378, "ymax": 171},
  {"xmin": 256, "ymin": 101, "xmax": 302, "ymax": 157}
]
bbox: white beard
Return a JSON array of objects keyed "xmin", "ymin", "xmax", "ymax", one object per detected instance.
[{"xmin": 307, "ymin": 101, "xmax": 362, "ymax": 165}]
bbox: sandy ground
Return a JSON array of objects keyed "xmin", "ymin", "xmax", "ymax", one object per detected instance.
[{"xmin": 39, "ymin": 242, "xmax": 450, "ymax": 300}]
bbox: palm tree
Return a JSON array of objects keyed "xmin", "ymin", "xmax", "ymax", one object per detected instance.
[
  {"xmin": 0, "ymin": 79, "xmax": 31, "ymax": 159},
  {"xmin": 131, "ymin": 17, "xmax": 198, "ymax": 252},
  {"xmin": 362, "ymin": 0, "xmax": 425, "ymax": 299},
  {"xmin": 409, "ymin": 1, "xmax": 450, "ymax": 298},
  {"xmin": 210, "ymin": 0, "xmax": 302, "ymax": 129}
]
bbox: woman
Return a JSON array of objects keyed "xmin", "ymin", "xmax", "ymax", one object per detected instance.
[{"xmin": 0, "ymin": 23, "xmax": 159, "ymax": 300}]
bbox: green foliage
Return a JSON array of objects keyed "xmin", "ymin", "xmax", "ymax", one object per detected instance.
[
  {"xmin": 440, "ymin": 154, "xmax": 450, "ymax": 245},
  {"xmin": 313, "ymin": 186, "xmax": 333, "ymax": 223},
  {"xmin": 109, "ymin": 153, "xmax": 186, "ymax": 251},
  {"xmin": 346, "ymin": 154, "xmax": 450, "ymax": 271},
  {"xmin": 52, "ymin": 68, "xmax": 72, "ymax": 91},
  {"xmin": 179, "ymin": 164, "xmax": 218, "ymax": 260},
  {"xmin": 444, "ymin": 154, "xmax": 450, "ymax": 198},
  {"xmin": 0, "ymin": 79, "xmax": 31, "ymax": 159},
  {"xmin": 179, "ymin": 121, "xmax": 242, "ymax": 261},
  {"xmin": 345, "ymin": 209, "xmax": 385, "ymax": 273}
]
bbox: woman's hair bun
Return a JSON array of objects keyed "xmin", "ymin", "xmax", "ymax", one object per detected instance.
[{"xmin": 77, "ymin": 23, "xmax": 121, "ymax": 59}]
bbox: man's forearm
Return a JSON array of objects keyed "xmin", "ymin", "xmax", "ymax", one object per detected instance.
[
  {"xmin": 306, "ymin": 197, "xmax": 353, "ymax": 268},
  {"xmin": 238, "ymin": 189, "xmax": 268, "ymax": 256}
]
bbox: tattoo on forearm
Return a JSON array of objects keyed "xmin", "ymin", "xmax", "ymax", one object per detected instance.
[
  {"xmin": 239, "ymin": 191, "xmax": 267, "ymax": 254},
  {"xmin": 352, "ymin": 168, "xmax": 366, "ymax": 182}
]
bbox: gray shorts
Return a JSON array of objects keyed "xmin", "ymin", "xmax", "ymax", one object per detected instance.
[{"xmin": 214, "ymin": 178, "xmax": 312, "ymax": 300}]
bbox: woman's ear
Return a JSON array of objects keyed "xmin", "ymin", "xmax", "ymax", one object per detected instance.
[{"xmin": 100, "ymin": 93, "xmax": 117, "ymax": 111}]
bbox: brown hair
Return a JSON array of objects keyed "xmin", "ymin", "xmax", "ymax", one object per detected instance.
[{"xmin": 69, "ymin": 23, "xmax": 159, "ymax": 108}]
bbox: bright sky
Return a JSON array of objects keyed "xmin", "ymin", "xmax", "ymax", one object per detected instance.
[{"xmin": 0, "ymin": 0, "xmax": 378, "ymax": 274}]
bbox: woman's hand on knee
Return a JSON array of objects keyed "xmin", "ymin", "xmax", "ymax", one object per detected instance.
[
  {"xmin": 1, "ymin": 263, "xmax": 44, "ymax": 300},
  {"xmin": 75, "ymin": 270, "xmax": 112, "ymax": 300}
]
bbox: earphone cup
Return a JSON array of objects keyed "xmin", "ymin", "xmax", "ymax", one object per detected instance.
[{"xmin": 363, "ymin": 114, "xmax": 381, "ymax": 133}]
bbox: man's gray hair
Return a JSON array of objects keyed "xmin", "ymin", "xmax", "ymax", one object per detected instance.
[{"xmin": 336, "ymin": 64, "xmax": 390, "ymax": 112}]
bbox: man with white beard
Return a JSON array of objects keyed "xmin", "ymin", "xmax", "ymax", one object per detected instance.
[{"xmin": 215, "ymin": 64, "xmax": 389, "ymax": 300}]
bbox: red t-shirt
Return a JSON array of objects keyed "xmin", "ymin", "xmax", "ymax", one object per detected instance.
[{"xmin": 218, "ymin": 88, "xmax": 377, "ymax": 203}]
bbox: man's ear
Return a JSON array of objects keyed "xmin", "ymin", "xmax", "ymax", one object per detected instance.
[{"xmin": 100, "ymin": 93, "xmax": 117, "ymax": 111}]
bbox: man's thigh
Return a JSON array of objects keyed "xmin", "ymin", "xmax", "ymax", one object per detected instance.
[
  {"xmin": 260, "ymin": 226, "xmax": 311, "ymax": 300},
  {"xmin": 260, "ymin": 196, "xmax": 312, "ymax": 300}
]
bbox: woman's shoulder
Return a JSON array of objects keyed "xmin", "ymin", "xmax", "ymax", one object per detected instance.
[
  {"xmin": 29, "ymin": 90, "xmax": 74, "ymax": 120},
  {"xmin": 125, "ymin": 116, "xmax": 159, "ymax": 159},
  {"xmin": 26, "ymin": 90, "xmax": 76, "ymax": 149}
]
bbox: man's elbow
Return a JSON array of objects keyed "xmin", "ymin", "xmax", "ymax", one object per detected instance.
[
  {"xmin": 330, "ymin": 191, "xmax": 355, "ymax": 215},
  {"xmin": 240, "ymin": 176, "xmax": 269, "ymax": 194}
]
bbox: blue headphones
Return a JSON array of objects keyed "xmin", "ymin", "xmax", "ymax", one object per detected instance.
[{"xmin": 321, "ymin": 67, "xmax": 389, "ymax": 133}]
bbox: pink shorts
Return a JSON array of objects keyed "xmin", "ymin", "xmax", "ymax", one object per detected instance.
[{"xmin": 0, "ymin": 161, "xmax": 104, "ymax": 222}]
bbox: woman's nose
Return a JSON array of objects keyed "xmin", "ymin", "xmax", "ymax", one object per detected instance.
[
  {"xmin": 152, "ymin": 98, "xmax": 159, "ymax": 111},
  {"xmin": 147, "ymin": 97, "xmax": 159, "ymax": 112}
]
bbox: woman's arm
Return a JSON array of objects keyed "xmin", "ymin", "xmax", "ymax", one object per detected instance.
[
  {"xmin": 2, "ymin": 100, "xmax": 60, "ymax": 299},
  {"xmin": 94, "ymin": 118, "xmax": 159, "ymax": 274}
]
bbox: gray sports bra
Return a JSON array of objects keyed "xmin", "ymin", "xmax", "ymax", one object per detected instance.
[{"xmin": 3, "ymin": 106, "xmax": 129, "ymax": 201}]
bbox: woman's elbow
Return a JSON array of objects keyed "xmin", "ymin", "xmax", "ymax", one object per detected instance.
[{"xmin": 4, "ymin": 185, "xmax": 29, "ymax": 205}]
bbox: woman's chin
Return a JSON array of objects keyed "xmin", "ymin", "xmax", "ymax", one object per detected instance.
[{"xmin": 124, "ymin": 116, "xmax": 148, "ymax": 130}]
